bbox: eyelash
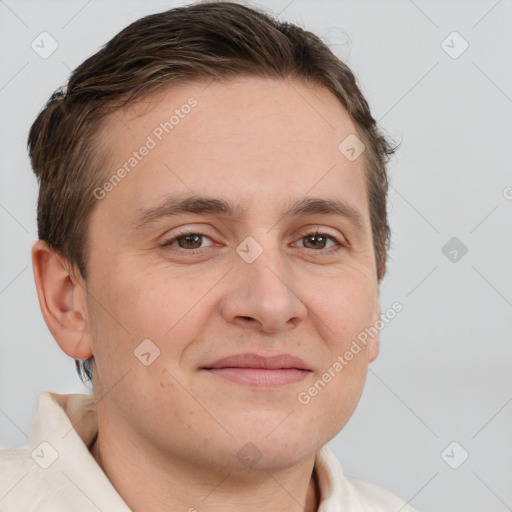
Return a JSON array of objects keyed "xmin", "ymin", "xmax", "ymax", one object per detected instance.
[{"xmin": 160, "ymin": 228, "xmax": 346, "ymax": 256}]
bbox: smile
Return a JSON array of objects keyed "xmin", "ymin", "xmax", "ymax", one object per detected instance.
[{"xmin": 205, "ymin": 367, "xmax": 310, "ymax": 386}]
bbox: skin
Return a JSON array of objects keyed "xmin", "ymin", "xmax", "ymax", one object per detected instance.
[{"xmin": 32, "ymin": 77, "xmax": 381, "ymax": 512}]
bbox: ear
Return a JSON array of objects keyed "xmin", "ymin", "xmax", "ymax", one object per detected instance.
[
  {"xmin": 368, "ymin": 294, "xmax": 380, "ymax": 363},
  {"xmin": 31, "ymin": 239, "xmax": 93, "ymax": 360}
]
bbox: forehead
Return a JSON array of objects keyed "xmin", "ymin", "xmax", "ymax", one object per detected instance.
[{"xmin": 94, "ymin": 77, "xmax": 369, "ymax": 227}]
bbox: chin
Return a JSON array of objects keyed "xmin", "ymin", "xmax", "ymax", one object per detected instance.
[
  {"xmin": 225, "ymin": 421, "xmax": 323, "ymax": 472},
  {"xmin": 229, "ymin": 440, "xmax": 315, "ymax": 472}
]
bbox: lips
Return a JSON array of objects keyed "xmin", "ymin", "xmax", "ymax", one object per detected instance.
[
  {"xmin": 204, "ymin": 353, "xmax": 310, "ymax": 371},
  {"xmin": 202, "ymin": 353, "xmax": 311, "ymax": 387}
]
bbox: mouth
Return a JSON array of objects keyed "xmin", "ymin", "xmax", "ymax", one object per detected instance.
[{"xmin": 201, "ymin": 353, "xmax": 312, "ymax": 387}]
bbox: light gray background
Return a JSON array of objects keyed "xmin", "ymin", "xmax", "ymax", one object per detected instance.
[{"xmin": 1, "ymin": 1, "xmax": 511, "ymax": 510}]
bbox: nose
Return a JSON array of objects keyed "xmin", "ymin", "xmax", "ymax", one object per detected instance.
[{"xmin": 219, "ymin": 252, "xmax": 307, "ymax": 334}]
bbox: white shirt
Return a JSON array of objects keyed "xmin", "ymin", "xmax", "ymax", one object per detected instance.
[{"xmin": 0, "ymin": 392, "xmax": 417, "ymax": 511}]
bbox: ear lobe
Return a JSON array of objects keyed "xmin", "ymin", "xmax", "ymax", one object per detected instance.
[
  {"xmin": 368, "ymin": 336, "xmax": 380, "ymax": 362},
  {"xmin": 31, "ymin": 240, "xmax": 93, "ymax": 360}
]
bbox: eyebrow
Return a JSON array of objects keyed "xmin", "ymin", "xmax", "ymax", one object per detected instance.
[{"xmin": 133, "ymin": 195, "xmax": 366, "ymax": 231}]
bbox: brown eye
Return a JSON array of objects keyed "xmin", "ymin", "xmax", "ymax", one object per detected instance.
[
  {"xmin": 161, "ymin": 232, "xmax": 214, "ymax": 251},
  {"xmin": 303, "ymin": 233, "xmax": 328, "ymax": 249},
  {"xmin": 292, "ymin": 230, "xmax": 345, "ymax": 255},
  {"xmin": 176, "ymin": 234, "xmax": 203, "ymax": 249}
]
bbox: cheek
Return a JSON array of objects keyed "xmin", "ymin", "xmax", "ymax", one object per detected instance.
[
  {"xmin": 313, "ymin": 275, "xmax": 378, "ymax": 348},
  {"xmin": 87, "ymin": 266, "xmax": 217, "ymax": 374},
  {"xmin": 302, "ymin": 277, "xmax": 376, "ymax": 427},
  {"xmin": 93, "ymin": 265, "xmax": 190, "ymax": 336}
]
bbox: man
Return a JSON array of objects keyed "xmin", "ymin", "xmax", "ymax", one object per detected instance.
[{"xmin": 0, "ymin": 2, "xmax": 415, "ymax": 510}]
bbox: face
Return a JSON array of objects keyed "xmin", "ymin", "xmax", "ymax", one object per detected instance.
[{"xmin": 83, "ymin": 77, "xmax": 380, "ymax": 471}]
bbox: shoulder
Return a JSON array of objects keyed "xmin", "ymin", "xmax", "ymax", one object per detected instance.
[
  {"xmin": 0, "ymin": 443, "xmax": 31, "ymax": 472},
  {"xmin": 315, "ymin": 444, "xmax": 418, "ymax": 512},
  {"xmin": 346, "ymin": 476, "xmax": 417, "ymax": 512},
  {"xmin": 0, "ymin": 442, "xmax": 53, "ymax": 512},
  {"xmin": 0, "ymin": 392, "xmax": 101, "ymax": 512}
]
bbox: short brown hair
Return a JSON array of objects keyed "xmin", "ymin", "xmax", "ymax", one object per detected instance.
[{"xmin": 28, "ymin": 1, "xmax": 397, "ymax": 383}]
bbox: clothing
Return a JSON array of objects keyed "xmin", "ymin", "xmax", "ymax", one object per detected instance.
[{"xmin": 0, "ymin": 392, "xmax": 416, "ymax": 511}]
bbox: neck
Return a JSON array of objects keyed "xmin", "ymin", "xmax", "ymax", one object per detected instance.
[{"xmin": 89, "ymin": 421, "xmax": 320, "ymax": 512}]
